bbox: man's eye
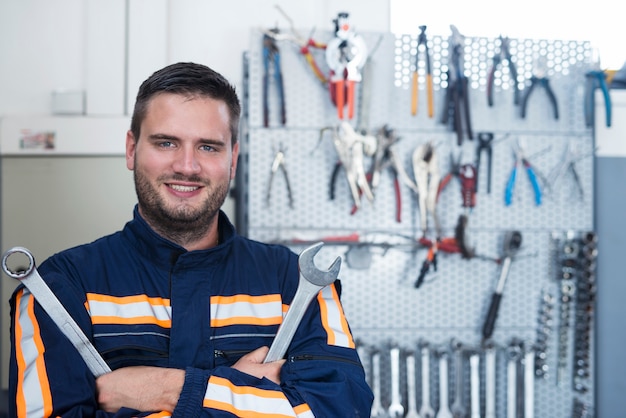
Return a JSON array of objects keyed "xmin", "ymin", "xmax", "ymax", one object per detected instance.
[
  {"xmin": 200, "ymin": 144, "xmax": 215, "ymax": 152},
  {"xmin": 158, "ymin": 141, "xmax": 174, "ymax": 148}
]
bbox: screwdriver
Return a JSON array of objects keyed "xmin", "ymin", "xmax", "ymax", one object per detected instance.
[{"xmin": 482, "ymin": 230, "xmax": 523, "ymax": 342}]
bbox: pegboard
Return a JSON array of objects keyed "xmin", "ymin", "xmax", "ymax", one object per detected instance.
[{"xmin": 239, "ymin": 27, "xmax": 596, "ymax": 417}]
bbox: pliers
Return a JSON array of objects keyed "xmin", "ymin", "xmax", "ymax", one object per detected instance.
[
  {"xmin": 360, "ymin": 125, "xmax": 418, "ymax": 222},
  {"xmin": 584, "ymin": 70, "xmax": 611, "ymax": 127},
  {"xmin": 475, "ymin": 132, "xmax": 494, "ymax": 194},
  {"xmin": 505, "ymin": 140, "xmax": 542, "ymax": 206},
  {"xmin": 413, "ymin": 141, "xmax": 441, "ymax": 238},
  {"xmin": 546, "ymin": 141, "xmax": 585, "ymax": 200},
  {"xmin": 325, "ymin": 12, "xmax": 368, "ymax": 120},
  {"xmin": 262, "ymin": 29, "xmax": 286, "ymax": 127},
  {"xmin": 520, "ymin": 57, "xmax": 559, "ymax": 120},
  {"xmin": 441, "ymin": 25, "xmax": 472, "ymax": 145},
  {"xmin": 266, "ymin": 144, "xmax": 293, "ymax": 208},
  {"xmin": 411, "ymin": 25, "xmax": 434, "ymax": 118},
  {"xmin": 487, "ymin": 36, "xmax": 519, "ymax": 107}
]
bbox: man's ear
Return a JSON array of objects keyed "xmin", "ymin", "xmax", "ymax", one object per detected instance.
[
  {"xmin": 126, "ymin": 130, "xmax": 136, "ymax": 170},
  {"xmin": 230, "ymin": 142, "xmax": 240, "ymax": 180}
]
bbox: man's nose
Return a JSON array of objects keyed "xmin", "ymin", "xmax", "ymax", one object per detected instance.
[{"xmin": 173, "ymin": 147, "xmax": 201, "ymax": 174}]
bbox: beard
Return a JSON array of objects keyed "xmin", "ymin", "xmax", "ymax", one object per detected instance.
[{"xmin": 134, "ymin": 166, "xmax": 230, "ymax": 246}]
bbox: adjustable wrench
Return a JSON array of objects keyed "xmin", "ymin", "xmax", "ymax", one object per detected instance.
[
  {"xmin": 264, "ymin": 242, "xmax": 341, "ymax": 363},
  {"xmin": 388, "ymin": 346, "xmax": 405, "ymax": 417},
  {"xmin": 419, "ymin": 342, "xmax": 435, "ymax": 418},
  {"xmin": 450, "ymin": 340, "xmax": 466, "ymax": 418},
  {"xmin": 405, "ymin": 351, "xmax": 420, "ymax": 418},
  {"xmin": 436, "ymin": 351, "xmax": 453, "ymax": 418},
  {"xmin": 2, "ymin": 247, "xmax": 111, "ymax": 377},
  {"xmin": 469, "ymin": 353, "xmax": 480, "ymax": 418}
]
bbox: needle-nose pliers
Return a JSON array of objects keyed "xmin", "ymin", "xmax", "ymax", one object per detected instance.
[
  {"xmin": 505, "ymin": 140, "xmax": 542, "ymax": 206},
  {"xmin": 262, "ymin": 29, "xmax": 286, "ymax": 127}
]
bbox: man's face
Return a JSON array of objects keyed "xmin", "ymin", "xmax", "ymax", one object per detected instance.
[{"xmin": 125, "ymin": 93, "xmax": 239, "ymax": 241}]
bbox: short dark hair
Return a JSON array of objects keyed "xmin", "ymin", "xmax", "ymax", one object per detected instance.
[{"xmin": 130, "ymin": 62, "xmax": 241, "ymax": 146}]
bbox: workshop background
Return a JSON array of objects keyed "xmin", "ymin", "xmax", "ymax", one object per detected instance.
[{"xmin": 1, "ymin": 1, "xmax": 625, "ymax": 417}]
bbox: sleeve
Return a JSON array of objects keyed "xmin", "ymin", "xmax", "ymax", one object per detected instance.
[
  {"xmin": 278, "ymin": 281, "xmax": 374, "ymax": 417},
  {"xmin": 8, "ymin": 268, "xmax": 168, "ymax": 418}
]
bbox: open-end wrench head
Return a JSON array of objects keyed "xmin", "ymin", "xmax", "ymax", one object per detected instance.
[
  {"xmin": 298, "ymin": 242, "xmax": 341, "ymax": 287},
  {"xmin": 2, "ymin": 246, "xmax": 35, "ymax": 279}
]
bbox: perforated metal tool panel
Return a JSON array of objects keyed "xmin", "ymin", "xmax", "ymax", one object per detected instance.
[{"xmin": 240, "ymin": 28, "xmax": 596, "ymax": 417}]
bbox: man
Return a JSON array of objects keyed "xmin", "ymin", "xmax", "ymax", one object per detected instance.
[{"xmin": 9, "ymin": 62, "xmax": 373, "ymax": 417}]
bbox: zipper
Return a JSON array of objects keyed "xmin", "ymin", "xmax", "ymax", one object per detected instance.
[
  {"xmin": 289, "ymin": 354, "xmax": 361, "ymax": 367},
  {"xmin": 214, "ymin": 349, "xmax": 252, "ymax": 359}
]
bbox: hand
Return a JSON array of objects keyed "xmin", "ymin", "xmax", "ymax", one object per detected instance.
[
  {"xmin": 96, "ymin": 366, "xmax": 185, "ymax": 413},
  {"xmin": 232, "ymin": 346, "xmax": 285, "ymax": 384}
]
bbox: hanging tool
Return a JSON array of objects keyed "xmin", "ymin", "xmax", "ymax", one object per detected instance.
[
  {"xmin": 585, "ymin": 70, "xmax": 612, "ymax": 128},
  {"xmin": 413, "ymin": 141, "xmax": 441, "ymax": 238},
  {"xmin": 481, "ymin": 230, "xmax": 523, "ymax": 342},
  {"xmin": 325, "ymin": 12, "xmax": 368, "ymax": 120},
  {"xmin": 266, "ymin": 143, "xmax": 294, "ymax": 208},
  {"xmin": 441, "ymin": 25, "xmax": 472, "ymax": 145},
  {"xmin": 326, "ymin": 122, "xmax": 377, "ymax": 210},
  {"xmin": 262, "ymin": 29, "xmax": 286, "ymax": 127},
  {"xmin": 487, "ymin": 35, "xmax": 519, "ymax": 107},
  {"xmin": 2, "ymin": 247, "xmax": 111, "ymax": 377},
  {"xmin": 546, "ymin": 141, "xmax": 586, "ymax": 200},
  {"xmin": 273, "ymin": 5, "xmax": 328, "ymax": 85},
  {"xmin": 357, "ymin": 125, "xmax": 418, "ymax": 221},
  {"xmin": 505, "ymin": 139, "xmax": 543, "ymax": 206},
  {"xmin": 520, "ymin": 56, "xmax": 559, "ymax": 120},
  {"xmin": 264, "ymin": 242, "xmax": 340, "ymax": 363},
  {"xmin": 475, "ymin": 132, "xmax": 494, "ymax": 194},
  {"xmin": 411, "ymin": 25, "xmax": 434, "ymax": 118}
]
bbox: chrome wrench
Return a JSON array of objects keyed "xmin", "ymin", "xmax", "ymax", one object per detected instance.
[
  {"xmin": 523, "ymin": 347, "xmax": 535, "ymax": 418},
  {"xmin": 2, "ymin": 246, "xmax": 111, "ymax": 377},
  {"xmin": 420, "ymin": 342, "xmax": 435, "ymax": 418},
  {"xmin": 264, "ymin": 242, "xmax": 341, "ymax": 363},
  {"xmin": 436, "ymin": 351, "xmax": 453, "ymax": 418},
  {"xmin": 469, "ymin": 353, "xmax": 480, "ymax": 418},
  {"xmin": 405, "ymin": 351, "xmax": 420, "ymax": 418},
  {"xmin": 388, "ymin": 346, "xmax": 405, "ymax": 417},
  {"xmin": 451, "ymin": 340, "xmax": 466, "ymax": 418},
  {"xmin": 485, "ymin": 343, "xmax": 497, "ymax": 418},
  {"xmin": 370, "ymin": 351, "xmax": 388, "ymax": 418}
]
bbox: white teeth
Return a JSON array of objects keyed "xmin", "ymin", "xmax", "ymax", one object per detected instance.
[{"xmin": 170, "ymin": 184, "xmax": 199, "ymax": 192}]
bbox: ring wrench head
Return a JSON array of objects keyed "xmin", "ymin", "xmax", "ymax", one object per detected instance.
[{"xmin": 2, "ymin": 246, "xmax": 35, "ymax": 279}]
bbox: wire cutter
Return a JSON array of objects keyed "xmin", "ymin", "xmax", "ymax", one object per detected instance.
[
  {"xmin": 585, "ymin": 70, "xmax": 611, "ymax": 128},
  {"xmin": 441, "ymin": 25, "xmax": 472, "ymax": 145},
  {"xmin": 262, "ymin": 29, "xmax": 286, "ymax": 127},
  {"xmin": 546, "ymin": 141, "xmax": 586, "ymax": 200},
  {"xmin": 411, "ymin": 25, "xmax": 434, "ymax": 118},
  {"xmin": 505, "ymin": 140, "xmax": 542, "ymax": 206},
  {"xmin": 487, "ymin": 36, "xmax": 519, "ymax": 107},
  {"xmin": 520, "ymin": 57, "xmax": 559, "ymax": 120},
  {"xmin": 325, "ymin": 12, "xmax": 368, "ymax": 120},
  {"xmin": 266, "ymin": 144, "xmax": 293, "ymax": 208}
]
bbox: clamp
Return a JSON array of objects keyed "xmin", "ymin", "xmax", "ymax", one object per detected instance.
[{"xmin": 325, "ymin": 12, "xmax": 368, "ymax": 120}]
